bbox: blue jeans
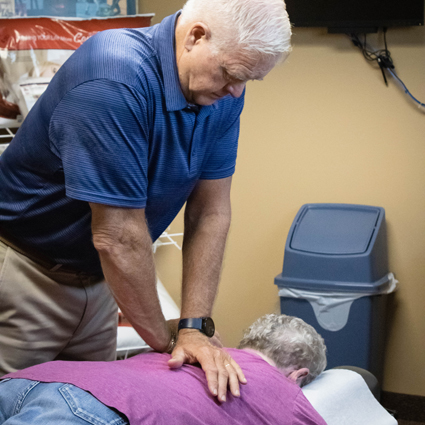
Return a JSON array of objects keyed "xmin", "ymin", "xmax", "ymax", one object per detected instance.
[{"xmin": 0, "ymin": 379, "xmax": 129, "ymax": 425}]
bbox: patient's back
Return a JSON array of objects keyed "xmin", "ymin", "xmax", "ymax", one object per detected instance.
[{"xmin": 4, "ymin": 348, "xmax": 326, "ymax": 425}]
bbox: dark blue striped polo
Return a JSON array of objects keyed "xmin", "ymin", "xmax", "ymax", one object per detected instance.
[{"xmin": 0, "ymin": 12, "xmax": 245, "ymax": 275}]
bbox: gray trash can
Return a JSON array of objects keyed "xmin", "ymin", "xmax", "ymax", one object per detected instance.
[{"xmin": 274, "ymin": 203, "xmax": 397, "ymax": 383}]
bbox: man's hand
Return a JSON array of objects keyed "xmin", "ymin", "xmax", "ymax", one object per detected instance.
[
  {"xmin": 168, "ymin": 330, "xmax": 247, "ymax": 402},
  {"xmin": 209, "ymin": 329, "xmax": 224, "ymax": 348}
]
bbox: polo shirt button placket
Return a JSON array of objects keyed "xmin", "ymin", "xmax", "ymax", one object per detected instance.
[{"xmin": 189, "ymin": 116, "xmax": 200, "ymax": 175}]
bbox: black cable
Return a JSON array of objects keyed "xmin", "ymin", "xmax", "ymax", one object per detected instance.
[
  {"xmin": 349, "ymin": 31, "xmax": 394, "ymax": 66},
  {"xmin": 349, "ymin": 29, "xmax": 424, "ymax": 110}
]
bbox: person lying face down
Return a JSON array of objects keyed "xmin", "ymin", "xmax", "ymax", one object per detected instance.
[{"xmin": 0, "ymin": 314, "xmax": 327, "ymax": 425}]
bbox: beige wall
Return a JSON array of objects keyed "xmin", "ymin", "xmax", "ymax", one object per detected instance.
[
  {"xmin": 142, "ymin": 0, "xmax": 425, "ymax": 397},
  {"xmin": 138, "ymin": 0, "xmax": 185, "ymax": 24}
]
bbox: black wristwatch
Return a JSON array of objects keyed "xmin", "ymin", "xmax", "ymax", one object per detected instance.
[{"xmin": 178, "ymin": 317, "xmax": 215, "ymax": 337}]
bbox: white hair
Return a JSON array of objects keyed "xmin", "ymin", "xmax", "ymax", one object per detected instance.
[
  {"xmin": 238, "ymin": 314, "xmax": 327, "ymax": 386},
  {"xmin": 180, "ymin": 0, "xmax": 292, "ymax": 62}
]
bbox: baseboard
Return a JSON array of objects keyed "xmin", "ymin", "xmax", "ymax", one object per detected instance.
[{"xmin": 381, "ymin": 391, "xmax": 425, "ymax": 422}]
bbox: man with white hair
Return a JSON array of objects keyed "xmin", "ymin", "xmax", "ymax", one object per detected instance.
[
  {"xmin": 0, "ymin": 315, "xmax": 327, "ymax": 425},
  {"xmin": 0, "ymin": 0, "xmax": 292, "ymax": 401}
]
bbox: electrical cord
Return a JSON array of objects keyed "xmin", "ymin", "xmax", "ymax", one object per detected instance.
[
  {"xmin": 387, "ymin": 68, "xmax": 425, "ymax": 108},
  {"xmin": 349, "ymin": 29, "xmax": 425, "ymax": 110},
  {"xmin": 349, "ymin": 30, "xmax": 394, "ymax": 85}
]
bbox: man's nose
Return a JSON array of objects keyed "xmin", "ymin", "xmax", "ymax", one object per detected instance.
[{"xmin": 226, "ymin": 82, "xmax": 246, "ymax": 98}]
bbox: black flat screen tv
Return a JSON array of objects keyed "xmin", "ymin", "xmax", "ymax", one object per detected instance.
[{"xmin": 285, "ymin": 0, "xmax": 424, "ymax": 33}]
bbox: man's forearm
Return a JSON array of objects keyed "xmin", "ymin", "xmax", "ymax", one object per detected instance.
[
  {"xmin": 181, "ymin": 208, "xmax": 231, "ymax": 318},
  {"xmin": 90, "ymin": 203, "xmax": 171, "ymax": 352},
  {"xmin": 168, "ymin": 178, "xmax": 246, "ymax": 401}
]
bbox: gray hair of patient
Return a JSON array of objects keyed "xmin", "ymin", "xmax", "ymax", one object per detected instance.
[
  {"xmin": 238, "ymin": 314, "xmax": 327, "ymax": 387},
  {"xmin": 180, "ymin": 0, "xmax": 292, "ymax": 62}
]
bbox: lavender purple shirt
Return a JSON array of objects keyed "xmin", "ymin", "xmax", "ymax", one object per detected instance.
[{"xmin": 3, "ymin": 348, "xmax": 326, "ymax": 425}]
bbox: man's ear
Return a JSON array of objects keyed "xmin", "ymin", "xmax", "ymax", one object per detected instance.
[
  {"xmin": 184, "ymin": 22, "xmax": 211, "ymax": 52},
  {"xmin": 287, "ymin": 368, "xmax": 310, "ymax": 386}
]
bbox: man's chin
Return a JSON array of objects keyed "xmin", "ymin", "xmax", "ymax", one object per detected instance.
[{"xmin": 193, "ymin": 94, "xmax": 223, "ymax": 106}]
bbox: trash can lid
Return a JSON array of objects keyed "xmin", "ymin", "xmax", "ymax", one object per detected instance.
[{"xmin": 290, "ymin": 204, "xmax": 382, "ymax": 255}]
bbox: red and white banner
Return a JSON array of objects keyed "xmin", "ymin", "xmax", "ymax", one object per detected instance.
[
  {"xmin": 0, "ymin": 16, "xmax": 153, "ymax": 50},
  {"xmin": 0, "ymin": 15, "xmax": 153, "ymax": 127}
]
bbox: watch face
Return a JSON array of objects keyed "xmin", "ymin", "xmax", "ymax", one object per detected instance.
[{"xmin": 203, "ymin": 317, "xmax": 215, "ymax": 337}]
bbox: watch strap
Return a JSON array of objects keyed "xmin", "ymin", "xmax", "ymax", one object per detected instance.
[
  {"xmin": 178, "ymin": 318, "xmax": 203, "ymax": 331},
  {"xmin": 178, "ymin": 317, "xmax": 215, "ymax": 337}
]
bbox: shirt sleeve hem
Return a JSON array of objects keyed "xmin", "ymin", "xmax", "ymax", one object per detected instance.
[
  {"xmin": 199, "ymin": 165, "xmax": 235, "ymax": 180},
  {"xmin": 66, "ymin": 187, "xmax": 147, "ymax": 208}
]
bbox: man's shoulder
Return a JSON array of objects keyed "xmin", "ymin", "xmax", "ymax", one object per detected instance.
[
  {"xmin": 81, "ymin": 27, "xmax": 157, "ymax": 68},
  {"xmin": 54, "ymin": 26, "xmax": 162, "ymax": 97}
]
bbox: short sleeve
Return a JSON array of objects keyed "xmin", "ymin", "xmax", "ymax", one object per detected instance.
[
  {"xmin": 49, "ymin": 79, "xmax": 150, "ymax": 208},
  {"xmin": 292, "ymin": 391, "xmax": 328, "ymax": 425},
  {"xmin": 199, "ymin": 94, "xmax": 244, "ymax": 180}
]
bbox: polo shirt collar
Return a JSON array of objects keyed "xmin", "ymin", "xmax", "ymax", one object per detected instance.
[{"xmin": 153, "ymin": 11, "xmax": 217, "ymax": 115}]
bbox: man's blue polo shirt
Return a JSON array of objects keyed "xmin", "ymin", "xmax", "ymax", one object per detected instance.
[{"xmin": 0, "ymin": 12, "xmax": 245, "ymax": 275}]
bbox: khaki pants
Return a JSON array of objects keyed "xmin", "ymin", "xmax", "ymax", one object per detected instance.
[{"xmin": 0, "ymin": 240, "xmax": 118, "ymax": 375}]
